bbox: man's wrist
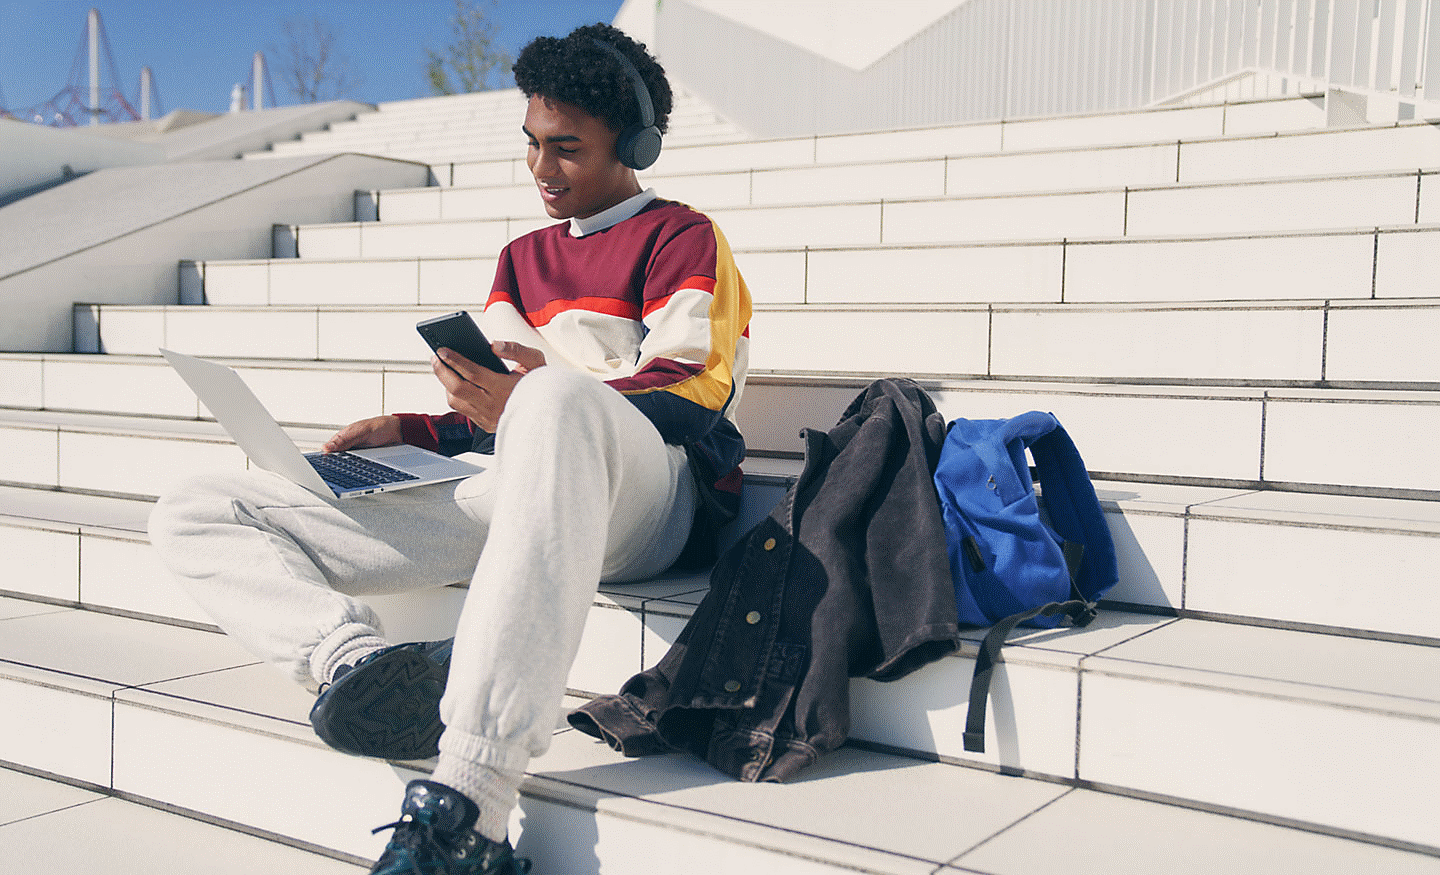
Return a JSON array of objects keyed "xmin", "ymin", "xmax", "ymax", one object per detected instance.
[{"xmin": 394, "ymin": 413, "xmax": 440, "ymax": 451}]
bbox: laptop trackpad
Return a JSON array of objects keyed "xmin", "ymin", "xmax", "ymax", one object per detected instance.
[{"xmin": 377, "ymin": 449, "xmax": 482, "ymax": 475}]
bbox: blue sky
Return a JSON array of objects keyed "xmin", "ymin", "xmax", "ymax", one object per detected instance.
[{"xmin": 0, "ymin": 1, "xmax": 625, "ymax": 119}]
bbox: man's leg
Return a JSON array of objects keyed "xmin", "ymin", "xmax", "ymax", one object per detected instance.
[
  {"xmin": 430, "ymin": 367, "xmax": 697, "ymax": 843},
  {"xmin": 148, "ymin": 461, "xmax": 499, "ymax": 689}
]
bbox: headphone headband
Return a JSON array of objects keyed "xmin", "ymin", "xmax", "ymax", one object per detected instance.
[{"xmin": 588, "ymin": 37, "xmax": 662, "ymax": 170}]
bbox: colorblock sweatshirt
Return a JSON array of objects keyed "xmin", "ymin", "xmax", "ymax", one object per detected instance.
[{"xmin": 396, "ymin": 191, "xmax": 752, "ymax": 564}]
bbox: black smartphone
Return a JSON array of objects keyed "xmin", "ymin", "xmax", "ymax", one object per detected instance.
[{"xmin": 416, "ymin": 311, "xmax": 511, "ymax": 374}]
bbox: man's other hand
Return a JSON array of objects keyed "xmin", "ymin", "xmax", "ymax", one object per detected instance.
[{"xmin": 323, "ymin": 415, "xmax": 404, "ymax": 453}]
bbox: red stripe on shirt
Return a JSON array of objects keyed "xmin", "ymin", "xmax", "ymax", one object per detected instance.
[
  {"xmin": 529, "ymin": 295, "xmax": 642, "ymax": 327},
  {"xmin": 608, "ymin": 358, "xmax": 704, "ymax": 394},
  {"xmin": 642, "ymin": 276, "xmax": 717, "ymax": 319}
]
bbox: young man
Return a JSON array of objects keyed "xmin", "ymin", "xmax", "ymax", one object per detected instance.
[{"xmin": 148, "ymin": 23, "xmax": 751, "ymax": 875}]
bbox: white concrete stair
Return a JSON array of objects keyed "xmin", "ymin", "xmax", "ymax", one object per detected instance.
[
  {"xmin": 0, "ymin": 764, "xmax": 367, "ymax": 872},
  {"xmin": 271, "ymin": 168, "xmax": 1436, "ymax": 260},
  {"xmin": 9, "ymin": 347, "xmax": 1440, "ymax": 495},
  {"xmin": 184, "ymin": 225, "xmax": 1440, "ymax": 308},
  {"xmin": 381, "ymin": 119, "xmax": 1440, "ymax": 216},
  {"xmin": 5, "ymin": 389, "xmax": 1440, "ymax": 644},
  {"xmin": 64, "ymin": 297, "xmax": 1440, "ymax": 394},
  {"xmin": 5, "ymin": 354, "xmax": 1440, "ymax": 492},
  {"xmin": 3, "ymin": 580, "xmax": 1439, "ymax": 868},
  {"xmin": 0, "ymin": 153, "xmax": 430, "ymax": 353},
  {"xmin": 629, "ymin": 93, "xmax": 1330, "ymax": 178},
  {"xmin": 72, "ymin": 298, "xmax": 1440, "ymax": 390},
  {"xmin": 2, "ymin": 360, "xmax": 1438, "ymax": 855},
  {"xmin": 6, "ymin": 89, "xmax": 1440, "ymax": 871},
  {"xmin": 246, "ymin": 88, "xmax": 748, "ymax": 166}
]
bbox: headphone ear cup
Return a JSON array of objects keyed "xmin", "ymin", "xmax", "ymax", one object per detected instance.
[
  {"xmin": 617, "ymin": 124, "xmax": 662, "ymax": 170},
  {"xmin": 587, "ymin": 38, "xmax": 662, "ymax": 171}
]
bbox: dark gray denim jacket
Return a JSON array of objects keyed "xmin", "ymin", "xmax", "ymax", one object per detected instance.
[{"xmin": 569, "ymin": 379, "xmax": 960, "ymax": 782}]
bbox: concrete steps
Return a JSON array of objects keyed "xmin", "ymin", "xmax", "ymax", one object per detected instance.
[
  {"xmin": 3, "ymin": 452, "xmax": 1440, "ymax": 855},
  {"xmin": 9, "ymin": 355, "xmax": 1440, "ymax": 493},
  {"xmin": 6, "ymin": 366, "xmax": 1440, "ymax": 644},
  {"xmin": 246, "ymin": 88, "xmax": 748, "ymax": 165},
  {"xmin": 3, "ymin": 549, "xmax": 1439, "ymax": 867},
  {"xmin": 0, "ymin": 764, "xmax": 367, "ymax": 872},
  {"xmin": 6, "ymin": 88, "xmax": 1440, "ymax": 871},
  {"xmin": 272, "ymin": 168, "xmax": 1437, "ymax": 259},
  {"xmin": 185, "ymin": 226, "xmax": 1439, "ymax": 308},
  {"xmin": 15, "ymin": 596, "xmax": 1440, "ymax": 874},
  {"xmin": 383, "ymin": 119, "xmax": 1440, "ymax": 216},
  {"xmin": 270, "ymin": 167, "xmax": 1440, "ymax": 256},
  {"xmin": 632, "ymin": 93, "xmax": 1331, "ymax": 176},
  {"xmin": 234, "ymin": 92, "xmax": 1332, "ymax": 189},
  {"xmin": 70, "ymin": 297, "xmax": 1440, "ymax": 388}
]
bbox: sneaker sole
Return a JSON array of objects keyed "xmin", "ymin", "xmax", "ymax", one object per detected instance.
[{"xmin": 310, "ymin": 648, "xmax": 445, "ymax": 760}]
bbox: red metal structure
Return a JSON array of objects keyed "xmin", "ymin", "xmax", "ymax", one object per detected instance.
[{"xmin": 1, "ymin": 8, "xmax": 162, "ymax": 127}]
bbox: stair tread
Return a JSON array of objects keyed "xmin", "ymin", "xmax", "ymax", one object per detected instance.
[
  {"xmin": 187, "ymin": 222, "xmax": 1440, "ymax": 266},
  {"xmin": 4, "ymin": 597, "xmax": 1435, "ymax": 732},
  {"xmin": 0, "ymin": 767, "xmax": 366, "ymax": 873},
  {"xmin": 5, "ymin": 418, "xmax": 1440, "ymax": 532},
  {"xmin": 83, "ymin": 295, "xmax": 1440, "ymax": 314},
  {"xmin": 4, "ymin": 596, "xmax": 1439, "ymax": 869},
  {"xmin": 374, "ymin": 124, "xmax": 1440, "ymax": 202},
  {"xmin": 6, "ymin": 58, "xmax": 1437, "ymax": 873},
  {"xmin": 13, "ymin": 354, "xmax": 1440, "ymax": 398},
  {"xmin": 0, "ymin": 484, "xmax": 153, "ymax": 533},
  {"xmin": 280, "ymin": 162, "xmax": 1437, "ymax": 228},
  {"xmin": 526, "ymin": 727, "xmax": 1440, "ymax": 875}
]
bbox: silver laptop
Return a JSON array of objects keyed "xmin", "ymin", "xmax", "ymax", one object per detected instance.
[{"xmin": 161, "ymin": 349, "xmax": 484, "ymax": 499}]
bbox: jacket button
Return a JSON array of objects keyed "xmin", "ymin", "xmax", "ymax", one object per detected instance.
[
  {"xmin": 763, "ymin": 537, "xmax": 777, "ymax": 551},
  {"xmin": 724, "ymin": 680, "xmax": 742, "ymax": 693},
  {"xmin": 745, "ymin": 611, "xmax": 762, "ymax": 625}
]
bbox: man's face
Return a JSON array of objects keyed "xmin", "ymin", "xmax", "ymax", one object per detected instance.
[{"xmin": 523, "ymin": 95, "xmax": 640, "ymax": 220}]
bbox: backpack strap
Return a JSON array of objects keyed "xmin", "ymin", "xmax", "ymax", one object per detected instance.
[
  {"xmin": 1028, "ymin": 424, "xmax": 1118, "ymax": 602},
  {"xmin": 963, "ymin": 597, "xmax": 1096, "ymax": 753},
  {"xmin": 951, "ymin": 414, "xmax": 1116, "ymax": 753}
]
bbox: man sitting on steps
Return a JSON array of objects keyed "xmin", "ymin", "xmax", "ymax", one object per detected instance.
[{"xmin": 148, "ymin": 23, "xmax": 751, "ymax": 875}]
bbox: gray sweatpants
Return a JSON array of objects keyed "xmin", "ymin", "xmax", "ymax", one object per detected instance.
[{"xmin": 148, "ymin": 365, "xmax": 697, "ymax": 778}]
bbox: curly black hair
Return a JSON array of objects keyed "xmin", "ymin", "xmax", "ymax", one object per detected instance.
[{"xmin": 512, "ymin": 22, "xmax": 672, "ymax": 135}]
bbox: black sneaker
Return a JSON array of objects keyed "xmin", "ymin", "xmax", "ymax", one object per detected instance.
[
  {"xmin": 310, "ymin": 639, "xmax": 454, "ymax": 760},
  {"xmin": 370, "ymin": 780, "xmax": 531, "ymax": 875}
]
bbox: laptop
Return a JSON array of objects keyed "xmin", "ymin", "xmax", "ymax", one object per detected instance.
[{"xmin": 161, "ymin": 348, "xmax": 484, "ymax": 499}]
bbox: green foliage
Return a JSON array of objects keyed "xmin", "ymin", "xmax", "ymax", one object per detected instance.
[{"xmin": 426, "ymin": 0, "xmax": 513, "ymax": 95}]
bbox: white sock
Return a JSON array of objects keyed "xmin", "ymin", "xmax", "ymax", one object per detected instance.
[
  {"xmin": 429, "ymin": 757, "xmax": 523, "ymax": 844},
  {"xmin": 321, "ymin": 634, "xmax": 388, "ymax": 685}
]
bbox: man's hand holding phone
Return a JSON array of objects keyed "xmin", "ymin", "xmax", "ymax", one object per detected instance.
[
  {"xmin": 417, "ymin": 312, "xmax": 546, "ymax": 432},
  {"xmin": 416, "ymin": 311, "xmax": 512, "ymax": 375},
  {"xmin": 430, "ymin": 343, "xmax": 544, "ymax": 432}
]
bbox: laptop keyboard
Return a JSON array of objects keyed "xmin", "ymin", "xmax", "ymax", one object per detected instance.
[{"xmin": 306, "ymin": 451, "xmax": 419, "ymax": 489}]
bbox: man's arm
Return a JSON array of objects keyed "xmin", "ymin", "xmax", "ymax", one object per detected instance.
[
  {"xmin": 321, "ymin": 341, "xmax": 545, "ymax": 454},
  {"xmin": 605, "ymin": 220, "xmax": 751, "ymax": 444},
  {"xmin": 323, "ymin": 415, "xmax": 403, "ymax": 453}
]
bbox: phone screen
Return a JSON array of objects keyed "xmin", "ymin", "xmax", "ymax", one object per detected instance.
[{"xmin": 416, "ymin": 311, "xmax": 511, "ymax": 374}]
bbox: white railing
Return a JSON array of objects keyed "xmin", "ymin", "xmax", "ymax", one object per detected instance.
[
  {"xmin": 652, "ymin": 0, "xmax": 1440, "ymax": 137},
  {"xmin": 1150, "ymin": 0, "xmax": 1439, "ymax": 108}
]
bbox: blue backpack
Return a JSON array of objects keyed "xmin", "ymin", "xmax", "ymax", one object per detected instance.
[{"xmin": 933, "ymin": 411, "xmax": 1118, "ymax": 753}]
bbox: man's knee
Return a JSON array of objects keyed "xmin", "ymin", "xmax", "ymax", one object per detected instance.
[
  {"xmin": 148, "ymin": 471, "xmax": 274, "ymax": 548},
  {"xmin": 516, "ymin": 365, "xmax": 598, "ymax": 401},
  {"xmin": 505, "ymin": 367, "xmax": 614, "ymax": 427},
  {"xmin": 150, "ymin": 475, "xmax": 229, "ymax": 545}
]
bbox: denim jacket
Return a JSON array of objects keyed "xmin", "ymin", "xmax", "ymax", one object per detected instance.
[{"xmin": 569, "ymin": 379, "xmax": 960, "ymax": 782}]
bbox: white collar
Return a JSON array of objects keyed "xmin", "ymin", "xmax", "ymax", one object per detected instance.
[{"xmin": 569, "ymin": 188, "xmax": 658, "ymax": 237}]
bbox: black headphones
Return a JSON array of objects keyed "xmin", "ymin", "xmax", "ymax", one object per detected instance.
[{"xmin": 589, "ymin": 38, "xmax": 662, "ymax": 171}]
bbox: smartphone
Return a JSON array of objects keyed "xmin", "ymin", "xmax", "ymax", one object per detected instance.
[{"xmin": 416, "ymin": 311, "xmax": 511, "ymax": 374}]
